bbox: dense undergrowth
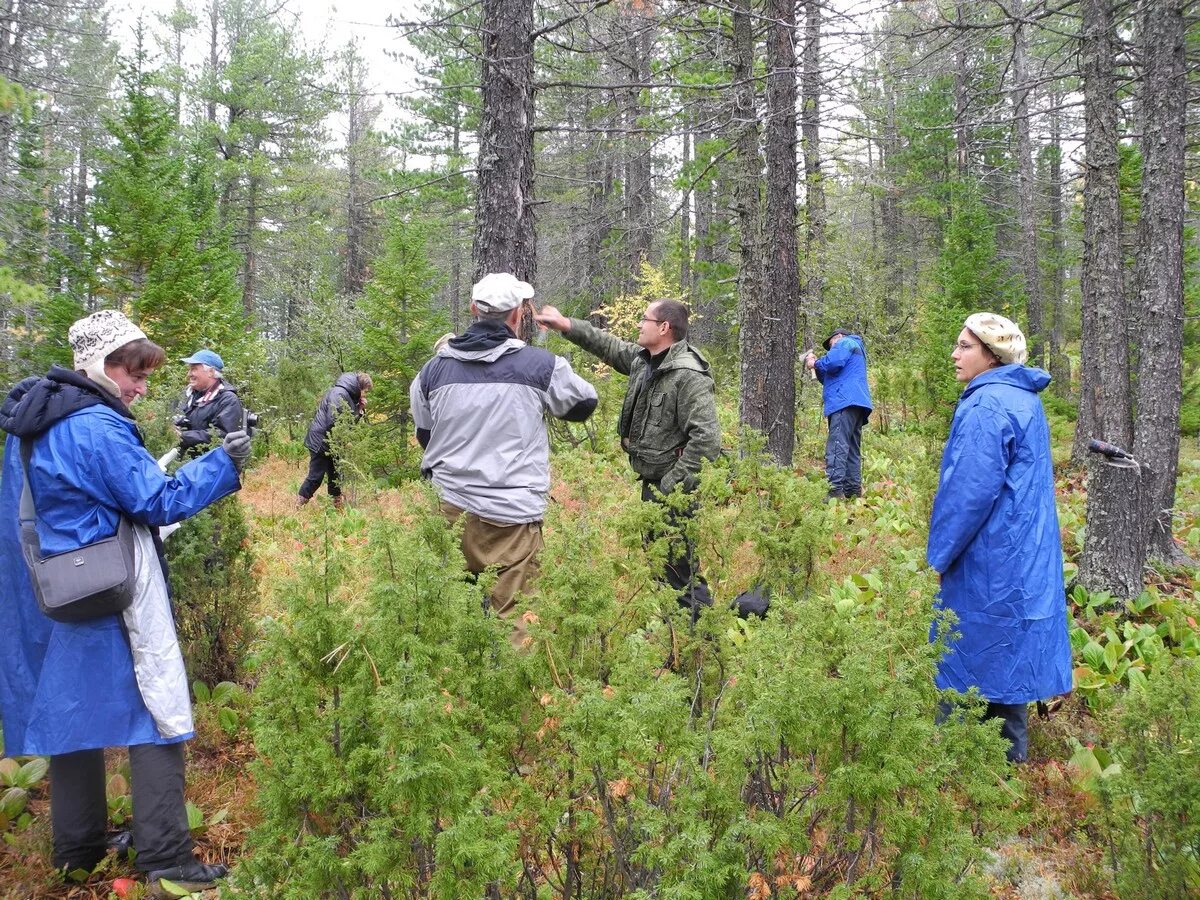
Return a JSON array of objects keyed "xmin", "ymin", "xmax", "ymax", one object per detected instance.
[{"xmin": 1, "ymin": 393, "xmax": 1198, "ymax": 898}]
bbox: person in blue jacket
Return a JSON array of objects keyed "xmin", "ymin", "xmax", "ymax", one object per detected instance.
[
  {"xmin": 804, "ymin": 328, "xmax": 873, "ymax": 499},
  {"xmin": 0, "ymin": 310, "xmax": 251, "ymax": 889},
  {"xmin": 927, "ymin": 312, "xmax": 1072, "ymax": 763}
]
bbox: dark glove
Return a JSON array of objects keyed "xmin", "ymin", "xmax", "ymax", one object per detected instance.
[{"xmin": 222, "ymin": 430, "xmax": 251, "ymax": 471}]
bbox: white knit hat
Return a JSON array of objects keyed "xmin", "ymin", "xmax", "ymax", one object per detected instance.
[
  {"xmin": 965, "ymin": 312, "xmax": 1027, "ymax": 366},
  {"xmin": 471, "ymin": 273, "xmax": 535, "ymax": 314},
  {"xmin": 69, "ymin": 310, "xmax": 147, "ymax": 370}
]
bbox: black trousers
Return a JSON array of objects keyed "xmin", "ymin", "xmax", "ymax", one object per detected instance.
[
  {"xmin": 641, "ymin": 481, "xmax": 713, "ymax": 618},
  {"xmin": 937, "ymin": 699, "xmax": 1029, "ymax": 764},
  {"xmin": 299, "ymin": 450, "xmax": 341, "ymax": 499},
  {"xmin": 50, "ymin": 742, "xmax": 193, "ymax": 873},
  {"xmin": 825, "ymin": 406, "xmax": 869, "ymax": 497}
]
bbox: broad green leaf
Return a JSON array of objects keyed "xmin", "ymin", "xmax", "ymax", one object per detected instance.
[
  {"xmin": 1103, "ymin": 640, "xmax": 1121, "ymax": 672},
  {"xmin": 218, "ymin": 706, "xmax": 239, "ymax": 735},
  {"xmin": 0, "ymin": 787, "xmax": 27, "ymax": 817},
  {"xmin": 192, "ymin": 681, "xmax": 211, "ymax": 704},
  {"xmin": 212, "ymin": 681, "xmax": 240, "ymax": 706},
  {"xmin": 0, "ymin": 758, "xmax": 18, "ymax": 787},
  {"xmin": 185, "ymin": 800, "xmax": 204, "ymax": 831},
  {"xmin": 16, "ymin": 757, "xmax": 47, "ymax": 788},
  {"xmin": 1082, "ymin": 641, "xmax": 1105, "ymax": 671}
]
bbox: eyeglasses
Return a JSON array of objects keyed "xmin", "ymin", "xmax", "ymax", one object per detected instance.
[
  {"xmin": 640, "ymin": 317, "xmax": 665, "ymax": 325},
  {"xmin": 954, "ymin": 340, "xmax": 978, "ymax": 352}
]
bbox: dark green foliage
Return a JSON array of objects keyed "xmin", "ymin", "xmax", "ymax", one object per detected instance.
[
  {"xmin": 166, "ymin": 496, "xmax": 258, "ymax": 685},
  {"xmin": 1095, "ymin": 658, "xmax": 1200, "ymax": 897},
  {"xmin": 347, "ymin": 216, "xmax": 448, "ymax": 484},
  {"xmin": 241, "ymin": 450, "xmax": 1017, "ymax": 897},
  {"xmin": 88, "ymin": 31, "xmax": 245, "ymax": 355}
]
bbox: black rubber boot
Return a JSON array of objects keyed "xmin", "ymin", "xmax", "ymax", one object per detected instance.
[{"xmin": 147, "ymin": 860, "xmax": 229, "ymax": 891}]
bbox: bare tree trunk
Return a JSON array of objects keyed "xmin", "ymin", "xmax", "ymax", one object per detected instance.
[
  {"xmin": 679, "ymin": 128, "xmax": 691, "ymax": 298},
  {"xmin": 953, "ymin": 0, "xmax": 973, "ymax": 176},
  {"xmin": 623, "ymin": 15, "xmax": 653, "ymax": 277},
  {"xmin": 207, "ymin": 0, "xmax": 219, "ymax": 125},
  {"xmin": 733, "ymin": 0, "xmax": 765, "ymax": 438},
  {"xmin": 341, "ymin": 69, "xmax": 367, "ymax": 297},
  {"xmin": 1078, "ymin": 0, "xmax": 1143, "ymax": 599},
  {"xmin": 1132, "ymin": 0, "xmax": 1188, "ymax": 565},
  {"xmin": 882, "ymin": 67, "xmax": 901, "ymax": 320},
  {"xmin": 242, "ymin": 171, "xmax": 259, "ymax": 322},
  {"xmin": 800, "ymin": 0, "xmax": 823, "ymax": 350},
  {"xmin": 1011, "ymin": 0, "xmax": 1043, "ymax": 366},
  {"xmin": 474, "ymin": 0, "xmax": 536, "ymax": 288},
  {"xmin": 1047, "ymin": 96, "xmax": 1070, "ymax": 397},
  {"xmin": 742, "ymin": 0, "xmax": 797, "ymax": 465}
]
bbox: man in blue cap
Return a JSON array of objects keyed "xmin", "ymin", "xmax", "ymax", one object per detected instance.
[
  {"xmin": 804, "ymin": 328, "xmax": 873, "ymax": 500},
  {"xmin": 176, "ymin": 349, "xmax": 244, "ymax": 456}
]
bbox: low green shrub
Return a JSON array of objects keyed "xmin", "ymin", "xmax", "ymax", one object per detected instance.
[{"xmin": 237, "ymin": 449, "xmax": 1018, "ymax": 897}]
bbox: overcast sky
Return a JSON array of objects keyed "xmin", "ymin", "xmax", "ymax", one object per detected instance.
[{"xmin": 111, "ymin": 0, "xmax": 415, "ymax": 130}]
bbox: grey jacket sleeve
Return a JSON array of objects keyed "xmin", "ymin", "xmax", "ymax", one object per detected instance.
[
  {"xmin": 410, "ymin": 369, "xmax": 431, "ymax": 430},
  {"xmin": 562, "ymin": 318, "xmax": 641, "ymax": 375},
  {"xmin": 545, "ymin": 357, "xmax": 598, "ymax": 422}
]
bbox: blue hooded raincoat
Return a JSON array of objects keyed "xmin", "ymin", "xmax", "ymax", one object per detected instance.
[
  {"xmin": 813, "ymin": 334, "xmax": 873, "ymax": 418},
  {"xmin": 0, "ymin": 366, "xmax": 240, "ymax": 756},
  {"xmin": 926, "ymin": 364, "xmax": 1072, "ymax": 704}
]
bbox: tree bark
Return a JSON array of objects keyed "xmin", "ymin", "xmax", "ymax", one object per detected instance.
[
  {"xmin": 953, "ymin": 0, "xmax": 973, "ymax": 176},
  {"xmin": 1131, "ymin": 0, "xmax": 1188, "ymax": 565},
  {"xmin": 741, "ymin": 0, "xmax": 797, "ymax": 465},
  {"xmin": 1011, "ymin": 0, "xmax": 1043, "ymax": 367},
  {"xmin": 800, "ymin": 0, "xmax": 823, "ymax": 350},
  {"xmin": 1047, "ymin": 96, "xmax": 1070, "ymax": 398},
  {"xmin": 679, "ymin": 128, "xmax": 690, "ymax": 298},
  {"xmin": 1077, "ymin": 0, "xmax": 1142, "ymax": 599},
  {"xmin": 474, "ymin": 0, "xmax": 536, "ymax": 287}
]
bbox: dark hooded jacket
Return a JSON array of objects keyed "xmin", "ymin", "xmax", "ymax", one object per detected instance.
[
  {"xmin": 561, "ymin": 318, "xmax": 720, "ymax": 493},
  {"xmin": 305, "ymin": 373, "xmax": 364, "ymax": 455},
  {"xmin": 177, "ymin": 380, "xmax": 244, "ymax": 453},
  {"xmin": 0, "ymin": 366, "xmax": 240, "ymax": 755}
]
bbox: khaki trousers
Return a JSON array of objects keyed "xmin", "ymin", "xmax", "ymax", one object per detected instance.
[{"xmin": 441, "ymin": 502, "xmax": 543, "ymax": 647}]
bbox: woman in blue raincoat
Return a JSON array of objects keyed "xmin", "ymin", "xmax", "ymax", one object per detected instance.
[
  {"xmin": 927, "ymin": 313, "xmax": 1072, "ymax": 763},
  {"xmin": 0, "ymin": 311, "xmax": 250, "ymax": 889}
]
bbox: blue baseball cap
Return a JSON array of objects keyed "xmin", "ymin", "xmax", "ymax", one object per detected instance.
[{"xmin": 180, "ymin": 349, "xmax": 224, "ymax": 370}]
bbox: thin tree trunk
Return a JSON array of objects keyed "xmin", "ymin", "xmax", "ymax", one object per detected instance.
[
  {"xmin": 953, "ymin": 0, "xmax": 972, "ymax": 176},
  {"xmin": 743, "ymin": 0, "xmax": 797, "ymax": 465},
  {"xmin": 1011, "ymin": 0, "xmax": 1043, "ymax": 366},
  {"xmin": 1047, "ymin": 97, "xmax": 1070, "ymax": 397},
  {"xmin": 474, "ymin": 0, "xmax": 536, "ymax": 287},
  {"xmin": 800, "ymin": 0, "xmax": 823, "ymax": 351},
  {"xmin": 679, "ymin": 128, "xmax": 691, "ymax": 298},
  {"xmin": 1132, "ymin": 0, "xmax": 1188, "ymax": 565},
  {"xmin": 1078, "ymin": 0, "xmax": 1142, "ymax": 599},
  {"xmin": 733, "ymin": 0, "xmax": 766, "ymax": 442}
]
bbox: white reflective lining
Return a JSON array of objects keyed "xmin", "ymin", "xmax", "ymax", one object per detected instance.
[{"xmin": 122, "ymin": 524, "xmax": 193, "ymax": 739}]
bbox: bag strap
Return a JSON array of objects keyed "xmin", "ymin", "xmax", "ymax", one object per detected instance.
[
  {"xmin": 18, "ymin": 438, "xmax": 36, "ymax": 525},
  {"xmin": 18, "ymin": 438, "xmax": 42, "ymax": 560}
]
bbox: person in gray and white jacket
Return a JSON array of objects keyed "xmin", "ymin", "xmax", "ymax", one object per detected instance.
[{"xmin": 410, "ymin": 273, "xmax": 597, "ymax": 644}]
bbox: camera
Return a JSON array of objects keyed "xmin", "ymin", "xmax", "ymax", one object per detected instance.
[
  {"xmin": 172, "ymin": 415, "xmax": 192, "ymax": 430},
  {"xmin": 243, "ymin": 409, "xmax": 261, "ymax": 435}
]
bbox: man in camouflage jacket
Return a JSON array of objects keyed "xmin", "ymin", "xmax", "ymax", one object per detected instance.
[{"xmin": 536, "ymin": 299, "xmax": 720, "ymax": 615}]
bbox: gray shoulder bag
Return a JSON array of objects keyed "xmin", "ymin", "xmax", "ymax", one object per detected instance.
[{"xmin": 18, "ymin": 438, "xmax": 136, "ymax": 623}]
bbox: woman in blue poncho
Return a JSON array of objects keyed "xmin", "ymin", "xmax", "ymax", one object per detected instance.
[
  {"xmin": 0, "ymin": 310, "xmax": 250, "ymax": 890},
  {"xmin": 927, "ymin": 313, "xmax": 1072, "ymax": 763}
]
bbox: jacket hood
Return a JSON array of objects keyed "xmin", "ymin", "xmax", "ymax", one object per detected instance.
[
  {"xmin": 843, "ymin": 333, "xmax": 866, "ymax": 354},
  {"xmin": 442, "ymin": 319, "xmax": 524, "ymax": 363},
  {"xmin": 333, "ymin": 373, "xmax": 362, "ymax": 401},
  {"xmin": 961, "ymin": 363, "xmax": 1050, "ymax": 400},
  {"xmin": 654, "ymin": 340, "xmax": 711, "ymax": 376},
  {"xmin": 0, "ymin": 365, "xmax": 133, "ymax": 439}
]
